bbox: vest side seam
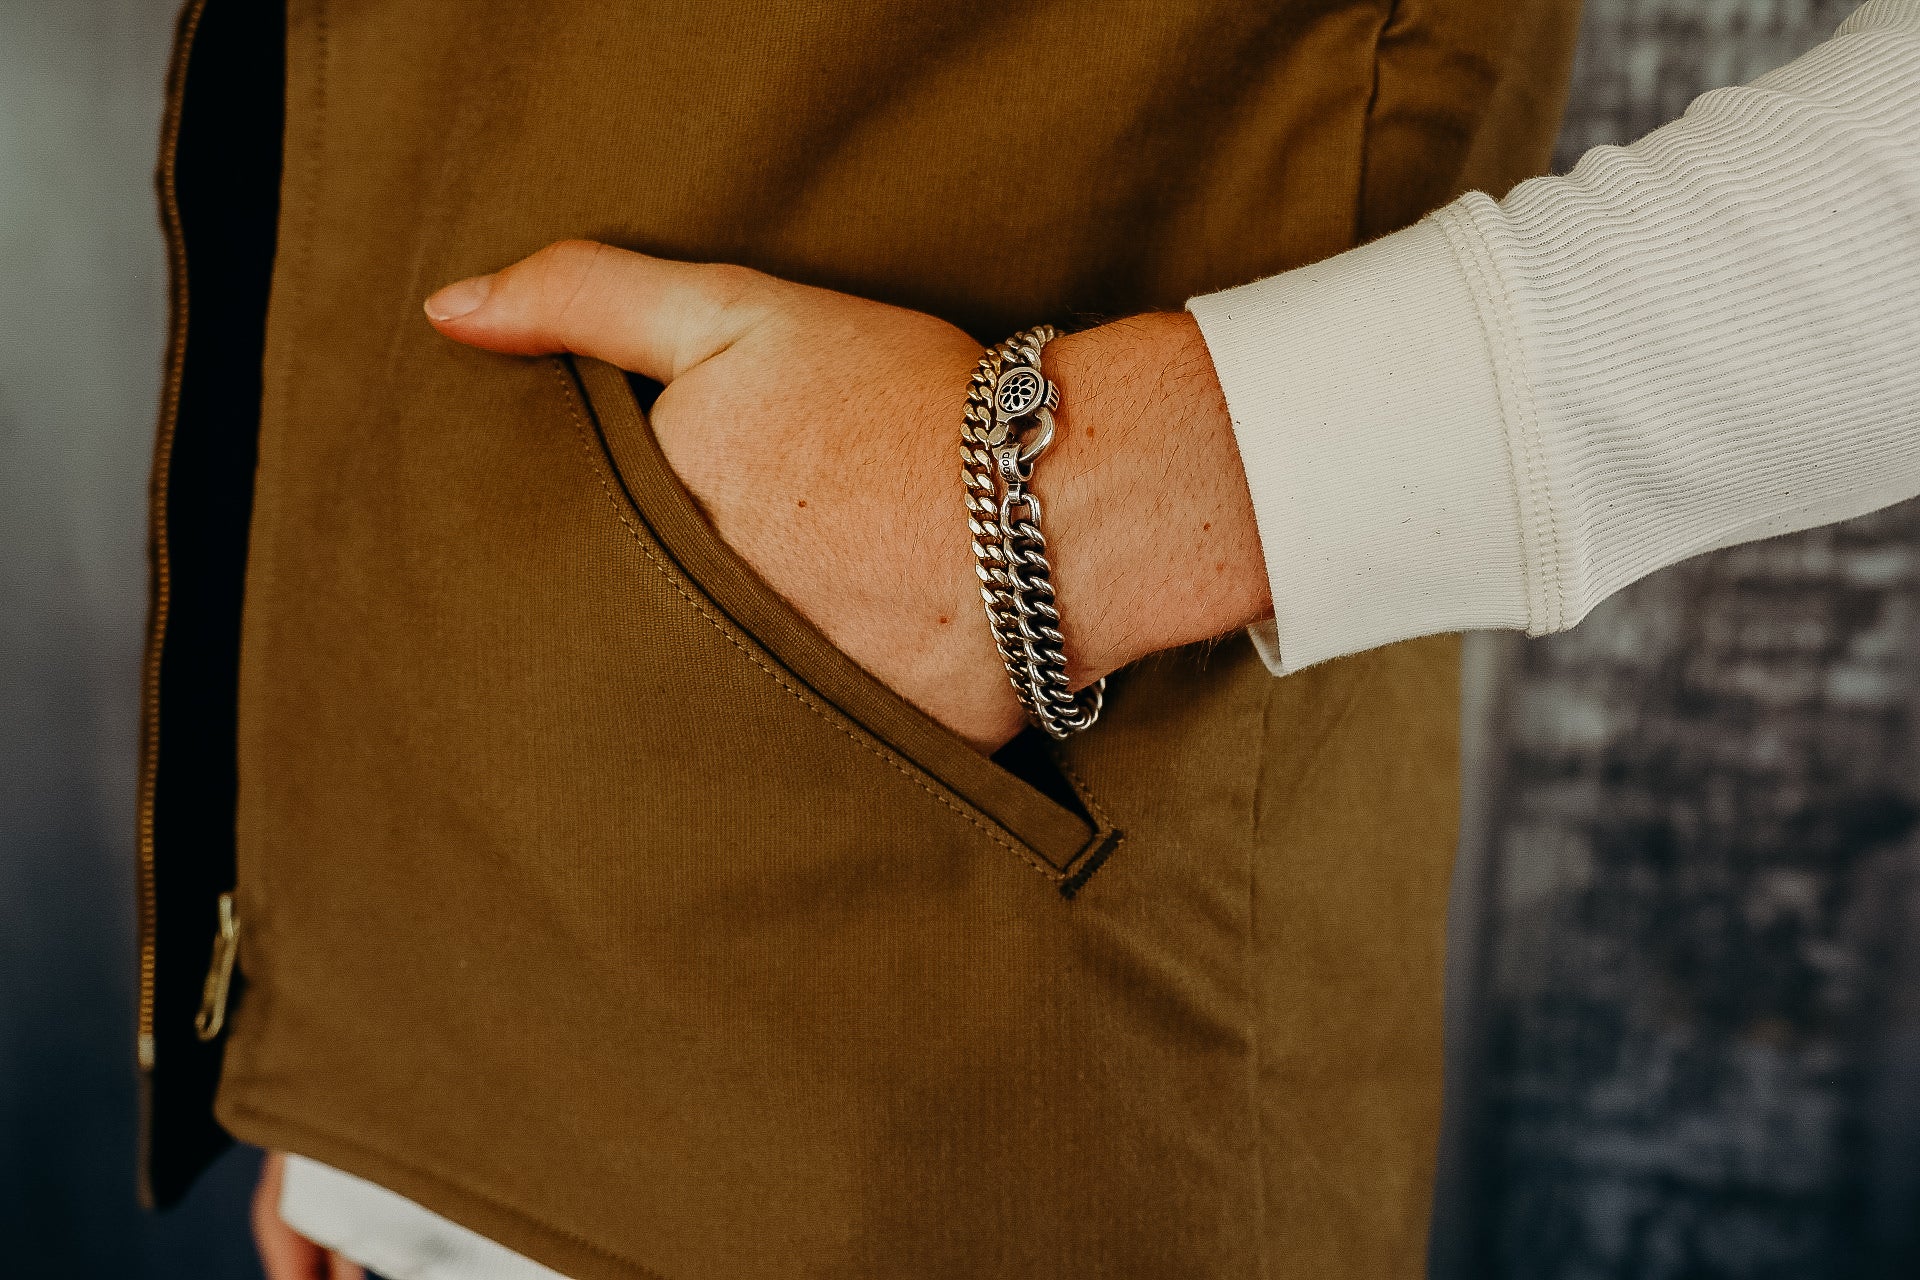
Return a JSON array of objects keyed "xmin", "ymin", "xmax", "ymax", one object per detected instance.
[
  {"xmin": 1244, "ymin": 674, "xmax": 1280, "ymax": 1280},
  {"xmin": 1353, "ymin": 0, "xmax": 1406, "ymax": 245}
]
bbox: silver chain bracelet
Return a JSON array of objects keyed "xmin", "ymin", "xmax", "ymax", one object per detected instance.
[{"xmin": 962, "ymin": 325, "xmax": 1105, "ymax": 739}]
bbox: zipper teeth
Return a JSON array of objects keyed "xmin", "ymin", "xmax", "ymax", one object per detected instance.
[{"xmin": 137, "ymin": 0, "xmax": 209, "ymax": 1074}]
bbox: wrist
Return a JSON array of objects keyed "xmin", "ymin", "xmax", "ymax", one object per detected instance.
[{"xmin": 1039, "ymin": 312, "xmax": 1273, "ymax": 681}]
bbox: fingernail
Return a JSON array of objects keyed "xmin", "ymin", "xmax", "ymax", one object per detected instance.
[{"xmin": 424, "ymin": 274, "xmax": 492, "ymax": 321}]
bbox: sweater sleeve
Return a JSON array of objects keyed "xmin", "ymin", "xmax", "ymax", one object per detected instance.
[{"xmin": 1188, "ymin": 0, "xmax": 1920, "ymax": 675}]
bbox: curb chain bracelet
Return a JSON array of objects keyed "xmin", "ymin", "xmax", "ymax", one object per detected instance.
[{"xmin": 962, "ymin": 325, "xmax": 1105, "ymax": 739}]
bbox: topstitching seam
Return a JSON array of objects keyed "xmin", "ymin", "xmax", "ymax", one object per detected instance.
[
  {"xmin": 1048, "ymin": 751, "xmax": 1126, "ymax": 894},
  {"xmin": 244, "ymin": 0, "xmax": 330, "ymax": 994},
  {"xmin": 546, "ymin": 360, "xmax": 1064, "ymax": 883},
  {"xmin": 1438, "ymin": 205, "xmax": 1565, "ymax": 631},
  {"xmin": 1052, "ymin": 752, "xmax": 1118, "ymax": 834}
]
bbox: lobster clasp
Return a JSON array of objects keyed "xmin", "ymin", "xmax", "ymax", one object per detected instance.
[
  {"xmin": 994, "ymin": 438, "xmax": 1033, "ymax": 486},
  {"xmin": 992, "ymin": 363, "xmax": 1059, "ymax": 481}
]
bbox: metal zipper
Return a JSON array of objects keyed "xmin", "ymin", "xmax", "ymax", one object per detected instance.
[{"xmin": 137, "ymin": 0, "xmax": 211, "ymax": 1073}]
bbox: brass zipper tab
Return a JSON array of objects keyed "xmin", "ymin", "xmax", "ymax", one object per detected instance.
[{"xmin": 193, "ymin": 893, "xmax": 240, "ymax": 1042}]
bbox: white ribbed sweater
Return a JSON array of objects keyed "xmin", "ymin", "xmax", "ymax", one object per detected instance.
[
  {"xmin": 1191, "ymin": 0, "xmax": 1920, "ymax": 674},
  {"xmin": 285, "ymin": 2, "xmax": 1920, "ymax": 1275}
]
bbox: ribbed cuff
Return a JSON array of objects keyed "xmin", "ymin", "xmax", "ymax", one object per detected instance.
[{"xmin": 1187, "ymin": 217, "xmax": 1529, "ymax": 674}]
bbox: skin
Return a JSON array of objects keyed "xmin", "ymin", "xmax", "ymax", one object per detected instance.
[
  {"xmin": 254, "ymin": 1152, "xmax": 365, "ymax": 1280},
  {"xmin": 255, "ymin": 240, "xmax": 1272, "ymax": 1274}
]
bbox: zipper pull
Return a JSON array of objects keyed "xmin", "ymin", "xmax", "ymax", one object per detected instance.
[{"xmin": 194, "ymin": 892, "xmax": 241, "ymax": 1042}]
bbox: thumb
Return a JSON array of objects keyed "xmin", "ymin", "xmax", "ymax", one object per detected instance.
[{"xmin": 424, "ymin": 239, "xmax": 770, "ymax": 383}]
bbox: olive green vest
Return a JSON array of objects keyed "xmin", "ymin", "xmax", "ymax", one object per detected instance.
[{"xmin": 142, "ymin": 1, "xmax": 1579, "ymax": 1275}]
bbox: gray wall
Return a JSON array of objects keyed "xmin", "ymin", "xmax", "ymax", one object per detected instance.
[{"xmin": 1, "ymin": 1, "xmax": 1911, "ymax": 1276}]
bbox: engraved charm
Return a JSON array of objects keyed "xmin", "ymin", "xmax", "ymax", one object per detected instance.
[{"xmin": 995, "ymin": 366, "xmax": 1045, "ymax": 420}]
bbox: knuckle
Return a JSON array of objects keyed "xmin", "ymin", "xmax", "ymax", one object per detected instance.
[
  {"xmin": 534, "ymin": 238, "xmax": 603, "ymax": 271},
  {"xmin": 701, "ymin": 261, "xmax": 767, "ymax": 312},
  {"xmin": 526, "ymin": 239, "xmax": 611, "ymax": 327}
]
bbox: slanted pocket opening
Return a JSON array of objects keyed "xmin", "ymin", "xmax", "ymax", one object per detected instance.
[{"xmin": 560, "ymin": 354, "xmax": 1119, "ymax": 886}]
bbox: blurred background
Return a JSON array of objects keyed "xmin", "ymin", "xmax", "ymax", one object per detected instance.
[{"xmin": 2, "ymin": 1, "xmax": 1914, "ymax": 1276}]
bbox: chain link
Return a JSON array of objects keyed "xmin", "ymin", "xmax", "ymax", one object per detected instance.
[{"xmin": 962, "ymin": 326, "xmax": 1105, "ymax": 739}]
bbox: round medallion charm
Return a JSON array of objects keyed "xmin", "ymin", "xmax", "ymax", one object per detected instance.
[{"xmin": 995, "ymin": 366, "xmax": 1045, "ymax": 419}]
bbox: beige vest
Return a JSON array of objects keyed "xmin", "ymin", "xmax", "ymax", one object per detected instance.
[{"xmin": 141, "ymin": 1, "xmax": 1580, "ymax": 1275}]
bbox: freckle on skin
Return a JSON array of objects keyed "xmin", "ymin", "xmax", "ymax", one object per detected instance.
[
  {"xmin": 1085, "ymin": 427, "xmax": 1095, "ymax": 439},
  {"xmin": 1215, "ymin": 562, "xmax": 1225, "ymax": 572},
  {"xmin": 1202, "ymin": 522, "xmax": 1211, "ymax": 531},
  {"xmin": 938, "ymin": 615, "xmax": 950, "ymax": 625},
  {"xmin": 797, "ymin": 499, "xmax": 807, "ymax": 508}
]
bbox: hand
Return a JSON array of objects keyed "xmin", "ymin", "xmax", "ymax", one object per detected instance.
[
  {"xmin": 426, "ymin": 242, "xmax": 1269, "ymax": 750},
  {"xmin": 253, "ymin": 1151, "xmax": 366, "ymax": 1280}
]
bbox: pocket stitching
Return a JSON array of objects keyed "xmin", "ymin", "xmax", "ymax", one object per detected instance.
[
  {"xmin": 1049, "ymin": 753, "xmax": 1126, "ymax": 899},
  {"xmin": 1053, "ymin": 751, "xmax": 1117, "ymax": 833},
  {"xmin": 546, "ymin": 358, "xmax": 1067, "ymax": 884}
]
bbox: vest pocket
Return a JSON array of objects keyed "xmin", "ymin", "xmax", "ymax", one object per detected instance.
[{"xmin": 559, "ymin": 354, "xmax": 1116, "ymax": 885}]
